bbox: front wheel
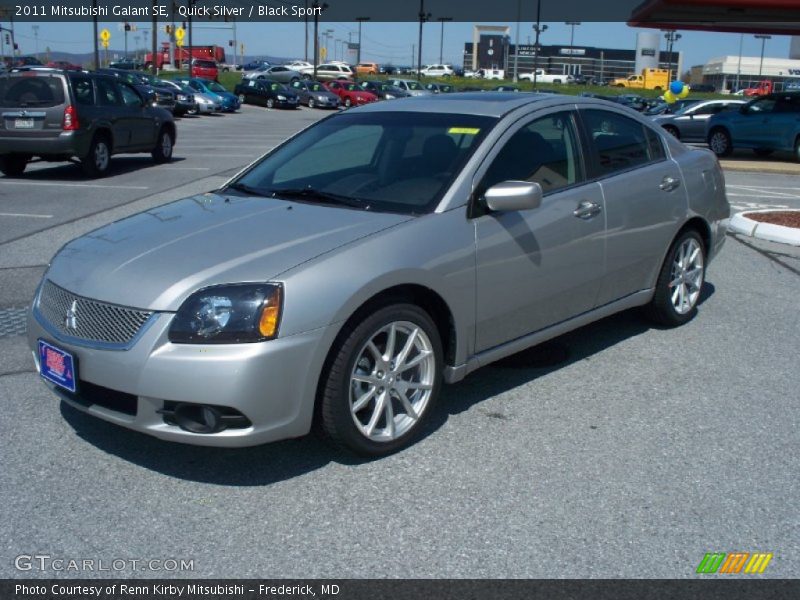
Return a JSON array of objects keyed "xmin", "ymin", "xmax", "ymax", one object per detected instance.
[
  {"xmin": 266, "ymin": 98, "xmax": 275, "ymax": 109},
  {"xmin": 0, "ymin": 155, "xmax": 28, "ymax": 177},
  {"xmin": 344, "ymin": 97, "xmax": 352, "ymax": 107},
  {"xmin": 151, "ymin": 128, "xmax": 174, "ymax": 164},
  {"xmin": 708, "ymin": 128, "xmax": 732, "ymax": 157},
  {"xmin": 645, "ymin": 230, "xmax": 706, "ymax": 327},
  {"xmin": 238, "ymin": 93, "xmax": 246, "ymax": 104},
  {"xmin": 317, "ymin": 304, "xmax": 443, "ymax": 457},
  {"xmin": 308, "ymin": 98, "xmax": 315, "ymax": 108}
]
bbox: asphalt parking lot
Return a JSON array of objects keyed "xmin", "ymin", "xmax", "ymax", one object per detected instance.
[{"xmin": 0, "ymin": 105, "xmax": 798, "ymax": 579}]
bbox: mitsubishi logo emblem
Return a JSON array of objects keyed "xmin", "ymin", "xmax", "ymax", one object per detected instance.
[{"xmin": 65, "ymin": 300, "xmax": 78, "ymax": 330}]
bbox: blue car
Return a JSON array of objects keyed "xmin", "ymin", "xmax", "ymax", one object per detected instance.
[
  {"xmin": 178, "ymin": 78, "xmax": 241, "ymax": 112},
  {"xmin": 707, "ymin": 91, "xmax": 800, "ymax": 160}
]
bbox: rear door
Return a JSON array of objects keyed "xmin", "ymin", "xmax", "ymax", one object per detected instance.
[
  {"xmin": 118, "ymin": 83, "xmax": 154, "ymax": 149},
  {"xmin": 578, "ymin": 108, "xmax": 685, "ymax": 305},
  {"xmin": 94, "ymin": 77, "xmax": 131, "ymax": 151}
]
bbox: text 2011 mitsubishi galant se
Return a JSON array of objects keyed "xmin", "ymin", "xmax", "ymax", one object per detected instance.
[{"xmin": 29, "ymin": 93, "xmax": 729, "ymax": 456}]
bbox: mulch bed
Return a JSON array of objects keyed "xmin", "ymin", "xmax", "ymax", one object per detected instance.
[{"xmin": 745, "ymin": 211, "xmax": 800, "ymax": 228}]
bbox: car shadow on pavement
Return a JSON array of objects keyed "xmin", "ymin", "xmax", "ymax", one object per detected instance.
[
  {"xmin": 10, "ymin": 156, "xmax": 188, "ymax": 180},
  {"xmin": 59, "ymin": 282, "xmax": 715, "ymax": 486}
]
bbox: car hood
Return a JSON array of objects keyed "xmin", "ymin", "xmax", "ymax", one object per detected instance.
[{"xmin": 46, "ymin": 193, "xmax": 412, "ymax": 311}]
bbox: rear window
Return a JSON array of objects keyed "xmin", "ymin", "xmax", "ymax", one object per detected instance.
[
  {"xmin": 0, "ymin": 75, "xmax": 66, "ymax": 107},
  {"xmin": 194, "ymin": 60, "xmax": 216, "ymax": 69}
]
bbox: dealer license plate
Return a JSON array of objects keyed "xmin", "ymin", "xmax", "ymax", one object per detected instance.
[{"xmin": 38, "ymin": 339, "xmax": 77, "ymax": 393}]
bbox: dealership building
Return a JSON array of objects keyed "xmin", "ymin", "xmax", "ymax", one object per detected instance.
[
  {"xmin": 699, "ymin": 55, "xmax": 800, "ymax": 92},
  {"xmin": 463, "ymin": 27, "xmax": 681, "ymax": 82}
]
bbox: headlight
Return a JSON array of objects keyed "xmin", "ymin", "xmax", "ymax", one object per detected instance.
[
  {"xmin": 177, "ymin": 94, "xmax": 188, "ymax": 101},
  {"xmin": 277, "ymin": 95, "xmax": 287, "ymax": 101},
  {"xmin": 169, "ymin": 284, "xmax": 282, "ymax": 344}
]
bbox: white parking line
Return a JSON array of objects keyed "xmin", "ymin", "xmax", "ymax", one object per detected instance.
[
  {"xmin": 0, "ymin": 212, "xmax": 53, "ymax": 218},
  {"xmin": 0, "ymin": 181, "xmax": 148, "ymax": 190},
  {"xmin": 159, "ymin": 166, "xmax": 211, "ymax": 170}
]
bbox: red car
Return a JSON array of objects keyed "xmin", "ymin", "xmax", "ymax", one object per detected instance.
[
  {"xmin": 46, "ymin": 60, "xmax": 82, "ymax": 71},
  {"xmin": 190, "ymin": 59, "xmax": 219, "ymax": 81},
  {"xmin": 324, "ymin": 81, "xmax": 378, "ymax": 108}
]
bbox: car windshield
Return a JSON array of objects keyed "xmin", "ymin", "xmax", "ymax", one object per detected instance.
[
  {"xmin": 405, "ymin": 81, "xmax": 423, "ymax": 91},
  {"xmin": 195, "ymin": 60, "xmax": 215, "ymax": 68},
  {"xmin": 207, "ymin": 81, "xmax": 226, "ymax": 92},
  {"xmin": 231, "ymin": 111, "xmax": 495, "ymax": 214},
  {"xmin": 309, "ymin": 83, "xmax": 324, "ymax": 91},
  {"xmin": 343, "ymin": 83, "xmax": 359, "ymax": 91},
  {"xmin": 269, "ymin": 83, "xmax": 285, "ymax": 91}
]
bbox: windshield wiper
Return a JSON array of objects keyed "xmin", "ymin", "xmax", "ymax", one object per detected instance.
[
  {"xmin": 269, "ymin": 187, "xmax": 368, "ymax": 209},
  {"xmin": 226, "ymin": 182, "xmax": 267, "ymax": 196}
]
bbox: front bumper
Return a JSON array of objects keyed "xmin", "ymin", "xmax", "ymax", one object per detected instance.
[{"xmin": 28, "ymin": 302, "xmax": 333, "ymax": 447}]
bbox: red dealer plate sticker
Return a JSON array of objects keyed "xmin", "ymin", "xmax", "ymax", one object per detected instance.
[{"xmin": 38, "ymin": 340, "xmax": 77, "ymax": 393}]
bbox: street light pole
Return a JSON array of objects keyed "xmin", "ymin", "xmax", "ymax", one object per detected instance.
[
  {"xmin": 736, "ymin": 33, "xmax": 743, "ymax": 91},
  {"xmin": 565, "ymin": 21, "xmax": 580, "ymax": 76},
  {"xmin": 417, "ymin": 0, "xmax": 431, "ymax": 80},
  {"xmin": 663, "ymin": 30, "xmax": 682, "ymax": 83},
  {"xmin": 513, "ymin": 0, "xmax": 521, "ymax": 82},
  {"xmin": 356, "ymin": 17, "xmax": 369, "ymax": 67},
  {"xmin": 92, "ymin": 0, "xmax": 99, "ymax": 69},
  {"xmin": 532, "ymin": 0, "xmax": 548, "ymax": 89},
  {"xmin": 437, "ymin": 17, "xmax": 452, "ymax": 65},
  {"xmin": 755, "ymin": 34, "xmax": 771, "ymax": 79}
]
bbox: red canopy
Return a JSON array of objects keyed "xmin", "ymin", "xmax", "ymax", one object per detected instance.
[{"xmin": 629, "ymin": 0, "xmax": 800, "ymax": 34}]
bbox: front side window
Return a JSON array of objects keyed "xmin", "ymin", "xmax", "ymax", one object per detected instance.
[
  {"xmin": 119, "ymin": 84, "xmax": 141, "ymax": 107},
  {"xmin": 481, "ymin": 111, "xmax": 584, "ymax": 195},
  {"xmin": 95, "ymin": 79, "xmax": 122, "ymax": 106},
  {"xmin": 582, "ymin": 109, "xmax": 655, "ymax": 176},
  {"xmin": 747, "ymin": 97, "xmax": 776, "ymax": 113},
  {"xmin": 232, "ymin": 112, "xmax": 495, "ymax": 214}
]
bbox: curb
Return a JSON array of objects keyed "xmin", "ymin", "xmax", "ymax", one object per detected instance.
[
  {"xmin": 719, "ymin": 160, "xmax": 800, "ymax": 176},
  {"xmin": 728, "ymin": 209, "xmax": 800, "ymax": 246}
]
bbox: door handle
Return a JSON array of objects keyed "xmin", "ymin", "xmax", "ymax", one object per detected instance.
[
  {"xmin": 660, "ymin": 176, "xmax": 681, "ymax": 192},
  {"xmin": 573, "ymin": 200, "xmax": 602, "ymax": 220}
]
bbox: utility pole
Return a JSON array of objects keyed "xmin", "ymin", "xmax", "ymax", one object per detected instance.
[
  {"xmin": 32, "ymin": 25, "xmax": 39, "ymax": 59},
  {"xmin": 437, "ymin": 17, "xmax": 451, "ymax": 65},
  {"xmin": 92, "ymin": 0, "xmax": 99, "ymax": 69},
  {"xmin": 417, "ymin": 0, "xmax": 431, "ymax": 79},
  {"xmin": 532, "ymin": 0, "xmax": 548, "ymax": 88},
  {"xmin": 304, "ymin": 1, "xmax": 309, "ymax": 62},
  {"xmin": 513, "ymin": 0, "xmax": 521, "ymax": 82},
  {"xmin": 356, "ymin": 17, "xmax": 369, "ymax": 67},
  {"xmin": 755, "ymin": 34, "xmax": 771, "ymax": 79},
  {"xmin": 735, "ymin": 33, "xmax": 743, "ymax": 91},
  {"xmin": 187, "ymin": 0, "xmax": 193, "ymax": 76},
  {"xmin": 312, "ymin": 1, "xmax": 321, "ymax": 79},
  {"xmin": 152, "ymin": 0, "xmax": 158, "ymax": 75},
  {"xmin": 565, "ymin": 21, "xmax": 580, "ymax": 76}
]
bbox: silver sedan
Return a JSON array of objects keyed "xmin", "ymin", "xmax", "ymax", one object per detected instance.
[
  {"xmin": 28, "ymin": 94, "xmax": 729, "ymax": 457},
  {"xmin": 243, "ymin": 65, "xmax": 304, "ymax": 84},
  {"xmin": 652, "ymin": 99, "xmax": 746, "ymax": 142}
]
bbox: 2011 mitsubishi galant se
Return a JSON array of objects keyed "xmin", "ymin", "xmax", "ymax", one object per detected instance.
[{"xmin": 28, "ymin": 94, "xmax": 729, "ymax": 457}]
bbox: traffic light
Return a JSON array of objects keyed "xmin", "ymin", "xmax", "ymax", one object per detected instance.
[
  {"xmin": 165, "ymin": 25, "xmax": 173, "ymax": 34},
  {"xmin": 228, "ymin": 40, "xmax": 233, "ymax": 47},
  {"xmin": 4, "ymin": 34, "xmax": 9, "ymax": 45},
  {"xmin": 13, "ymin": 43, "xmax": 18, "ymax": 50},
  {"xmin": 124, "ymin": 23, "xmax": 131, "ymax": 32}
]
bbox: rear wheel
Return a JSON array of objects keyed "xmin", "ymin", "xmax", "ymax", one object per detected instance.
[
  {"xmin": 266, "ymin": 98, "xmax": 275, "ymax": 109},
  {"xmin": 645, "ymin": 229, "xmax": 706, "ymax": 327},
  {"xmin": 344, "ymin": 97, "xmax": 352, "ymax": 107},
  {"xmin": 663, "ymin": 125, "xmax": 680, "ymax": 140},
  {"xmin": 151, "ymin": 128, "xmax": 174, "ymax": 164},
  {"xmin": 308, "ymin": 98, "xmax": 316, "ymax": 108},
  {"xmin": 237, "ymin": 93, "xmax": 246, "ymax": 104},
  {"xmin": 0, "ymin": 155, "xmax": 28, "ymax": 177},
  {"xmin": 708, "ymin": 128, "xmax": 732, "ymax": 157},
  {"xmin": 81, "ymin": 135, "xmax": 111, "ymax": 178},
  {"xmin": 317, "ymin": 304, "xmax": 443, "ymax": 457}
]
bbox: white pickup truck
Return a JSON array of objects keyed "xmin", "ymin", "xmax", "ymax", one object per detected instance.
[{"xmin": 519, "ymin": 69, "xmax": 572, "ymax": 84}]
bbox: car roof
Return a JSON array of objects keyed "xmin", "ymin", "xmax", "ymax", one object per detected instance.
[{"xmin": 352, "ymin": 92, "xmax": 636, "ymax": 118}]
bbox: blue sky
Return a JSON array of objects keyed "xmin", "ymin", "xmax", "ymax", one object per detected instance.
[{"xmin": 7, "ymin": 21, "xmax": 793, "ymax": 68}]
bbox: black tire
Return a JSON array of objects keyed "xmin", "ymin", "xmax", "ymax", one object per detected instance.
[
  {"xmin": 302, "ymin": 73, "xmax": 312, "ymax": 81},
  {"xmin": 238, "ymin": 93, "xmax": 246, "ymax": 104},
  {"xmin": 663, "ymin": 125, "xmax": 680, "ymax": 140},
  {"xmin": 344, "ymin": 97, "xmax": 352, "ymax": 108},
  {"xmin": 645, "ymin": 229, "xmax": 706, "ymax": 327},
  {"xmin": 290, "ymin": 77, "xmax": 299, "ymax": 83},
  {"xmin": 708, "ymin": 128, "xmax": 732, "ymax": 157},
  {"xmin": 151, "ymin": 128, "xmax": 174, "ymax": 164},
  {"xmin": 316, "ymin": 303, "xmax": 443, "ymax": 457},
  {"xmin": 753, "ymin": 148, "xmax": 773, "ymax": 157},
  {"xmin": 266, "ymin": 98, "xmax": 275, "ymax": 109},
  {"xmin": 793, "ymin": 137, "xmax": 800, "ymax": 163},
  {"xmin": 0, "ymin": 155, "xmax": 28, "ymax": 177},
  {"xmin": 308, "ymin": 98, "xmax": 315, "ymax": 109},
  {"xmin": 80, "ymin": 134, "xmax": 112, "ymax": 178}
]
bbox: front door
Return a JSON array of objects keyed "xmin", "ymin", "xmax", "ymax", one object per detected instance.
[{"xmin": 473, "ymin": 110, "xmax": 606, "ymax": 352}]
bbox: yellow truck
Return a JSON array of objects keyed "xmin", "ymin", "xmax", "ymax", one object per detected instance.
[{"xmin": 611, "ymin": 68, "xmax": 670, "ymax": 90}]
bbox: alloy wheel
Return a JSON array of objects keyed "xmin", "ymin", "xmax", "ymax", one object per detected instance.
[
  {"xmin": 349, "ymin": 321, "xmax": 435, "ymax": 442},
  {"xmin": 669, "ymin": 238, "xmax": 704, "ymax": 315}
]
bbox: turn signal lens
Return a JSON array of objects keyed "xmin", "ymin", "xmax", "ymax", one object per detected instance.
[
  {"xmin": 258, "ymin": 286, "xmax": 282, "ymax": 338},
  {"xmin": 62, "ymin": 105, "xmax": 79, "ymax": 131}
]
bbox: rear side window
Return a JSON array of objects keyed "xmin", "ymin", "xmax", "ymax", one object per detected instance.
[
  {"xmin": 71, "ymin": 77, "xmax": 94, "ymax": 106},
  {"xmin": 95, "ymin": 79, "xmax": 122, "ymax": 106},
  {"xmin": 0, "ymin": 76, "xmax": 66, "ymax": 107},
  {"xmin": 582, "ymin": 110, "xmax": 654, "ymax": 177}
]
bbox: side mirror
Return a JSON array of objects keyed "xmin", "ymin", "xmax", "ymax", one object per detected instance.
[{"xmin": 484, "ymin": 181, "xmax": 543, "ymax": 212}]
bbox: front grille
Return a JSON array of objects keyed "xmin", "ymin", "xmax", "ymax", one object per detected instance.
[
  {"xmin": 60, "ymin": 380, "xmax": 138, "ymax": 416},
  {"xmin": 37, "ymin": 279, "xmax": 153, "ymax": 346}
]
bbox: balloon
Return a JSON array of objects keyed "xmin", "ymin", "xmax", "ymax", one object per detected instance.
[
  {"xmin": 663, "ymin": 90, "xmax": 677, "ymax": 104},
  {"xmin": 670, "ymin": 80, "xmax": 684, "ymax": 95},
  {"xmin": 678, "ymin": 85, "xmax": 690, "ymax": 99}
]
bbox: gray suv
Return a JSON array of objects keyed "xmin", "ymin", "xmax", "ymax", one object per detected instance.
[{"xmin": 0, "ymin": 69, "xmax": 176, "ymax": 177}]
